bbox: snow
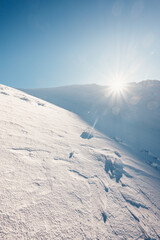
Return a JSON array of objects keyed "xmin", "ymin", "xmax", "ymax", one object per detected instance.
[
  {"xmin": 23, "ymin": 80, "xmax": 160, "ymax": 167},
  {"xmin": 0, "ymin": 84, "xmax": 160, "ymax": 239}
]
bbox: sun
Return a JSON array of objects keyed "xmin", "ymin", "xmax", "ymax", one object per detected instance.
[
  {"xmin": 109, "ymin": 82, "xmax": 126, "ymax": 94},
  {"xmin": 105, "ymin": 81, "xmax": 128, "ymax": 105}
]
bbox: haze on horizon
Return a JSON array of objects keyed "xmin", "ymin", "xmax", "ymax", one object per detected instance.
[{"xmin": 0, "ymin": 0, "xmax": 160, "ymax": 88}]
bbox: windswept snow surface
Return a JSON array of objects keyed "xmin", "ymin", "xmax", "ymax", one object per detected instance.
[
  {"xmin": 0, "ymin": 84, "xmax": 160, "ymax": 239},
  {"xmin": 24, "ymin": 80, "xmax": 160, "ymax": 169}
]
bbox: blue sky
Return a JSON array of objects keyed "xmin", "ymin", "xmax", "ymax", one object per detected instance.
[{"xmin": 0, "ymin": 0, "xmax": 160, "ymax": 88}]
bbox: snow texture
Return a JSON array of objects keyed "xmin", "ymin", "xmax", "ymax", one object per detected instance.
[{"xmin": 0, "ymin": 84, "xmax": 160, "ymax": 239}]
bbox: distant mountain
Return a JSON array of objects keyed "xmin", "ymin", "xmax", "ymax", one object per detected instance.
[
  {"xmin": 24, "ymin": 80, "xmax": 160, "ymax": 161},
  {"xmin": 1, "ymin": 83, "xmax": 160, "ymax": 239}
]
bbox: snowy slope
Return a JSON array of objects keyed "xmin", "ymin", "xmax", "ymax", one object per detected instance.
[
  {"xmin": 24, "ymin": 80, "xmax": 160, "ymax": 165},
  {"xmin": 0, "ymin": 84, "xmax": 160, "ymax": 240}
]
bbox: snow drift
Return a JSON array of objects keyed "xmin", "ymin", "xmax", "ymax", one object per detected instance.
[{"xmin": 0, "ymin": 84, "xmax": 160, "ymax": 239}]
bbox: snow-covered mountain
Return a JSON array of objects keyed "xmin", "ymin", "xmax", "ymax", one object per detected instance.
[
  {"xmin": 0, "ymin": 84, "xmax": 160, "ymax": 239},
  {"xmin": 24, "ymin": 80, "xmax": 160, "ymax": 168}
]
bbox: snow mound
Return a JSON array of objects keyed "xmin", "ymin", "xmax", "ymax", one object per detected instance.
[{"xmin": 0, "ymin": 84, "xmax": 160, "ymax": 239}]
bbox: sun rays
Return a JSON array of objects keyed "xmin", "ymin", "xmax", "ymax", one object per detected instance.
[
  {"xmin": 108, "ymin": 82, "xmax": 127, "ymax": 95},
  {"xmin": 107, "ymin": 81, "xmax": 128, "ymax": 101},
  {"xmin": 104, "ymin": 81, "xmax": 129, "ymax": 116}
]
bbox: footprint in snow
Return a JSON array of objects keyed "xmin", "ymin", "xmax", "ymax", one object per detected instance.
[
  {"xmin": 114, "ymin": 151, "xmax": 121, "ymax": 157},
  {"xmin": 0, "ymin": 91, "xmax": 9, "ymax": 95},
  {"xmin": 102, "ymin": 212, "xmax": 107, "ymax": 223},
  {"xmin": 69, "ymin": 152, "xmax": 74, "ymax": 158},
  {"xmin": 80, "ymin": 131, "xmax": 93, "ymax": 139},
  {"xmin": 99, "ymin": 155, "xmax": 132, "ymax": 183},
  {"xmin": 33, "ymin": 182, "xmax": 40, "ymax": 186},
  {"xmin": 37, "ymin": 102, "xmax": 45, "ymax": 107},
  {"xmin": 20, "ymin": 97, "xmax": 30, "ymax": 102},
  {"xmin": 104, "ymin": 157, "xmax": 123, "ymax": 182}
]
